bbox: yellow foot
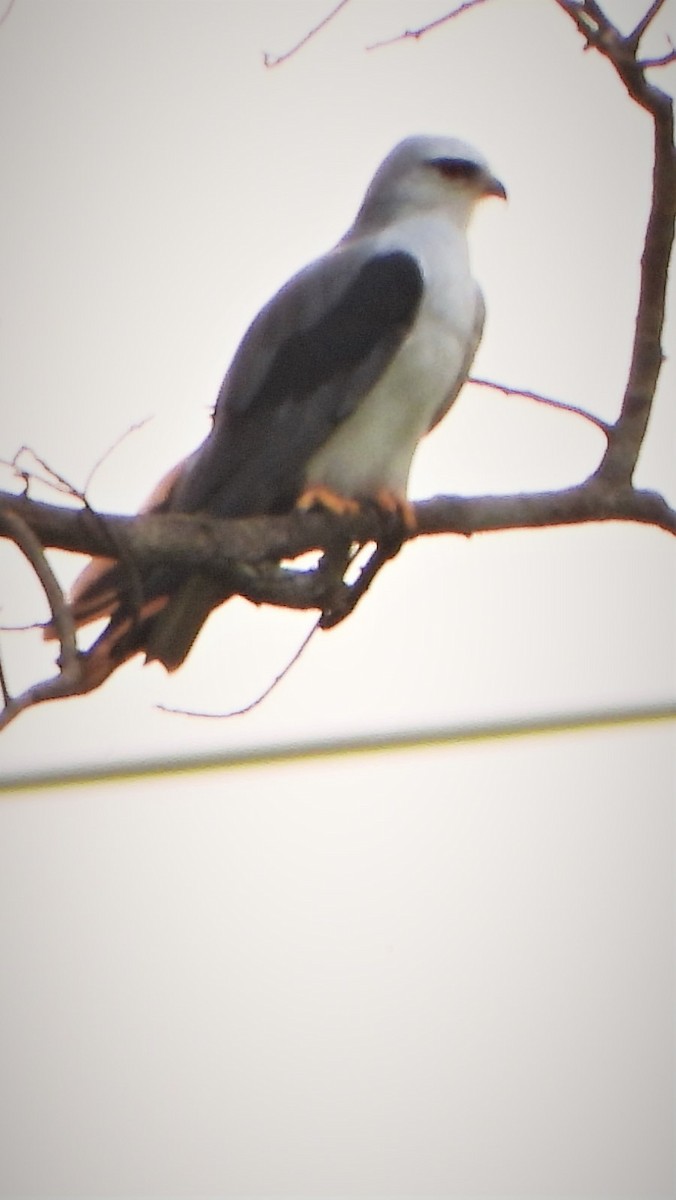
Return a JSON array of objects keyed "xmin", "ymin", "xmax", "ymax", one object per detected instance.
[
  {"xmin": 374, "ymin": 488, "xmax": 417, "ymax": 534},
  {"xmin": 296, "ymin": 485, "xmax": 361, "ymax": 518}
]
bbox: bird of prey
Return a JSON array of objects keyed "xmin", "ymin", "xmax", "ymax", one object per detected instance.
[{"xmin": 53, "ymin": 134, "xmax": 506, "ymax": 686}]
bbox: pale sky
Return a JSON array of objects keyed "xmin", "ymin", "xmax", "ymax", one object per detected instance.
[{"xmin": 0, "ymin": 1, "xmax": 674, "ymax": 1195}]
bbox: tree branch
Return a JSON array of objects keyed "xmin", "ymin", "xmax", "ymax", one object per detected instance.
[
  {"xmin": 627, "ymin": 0, "xmax": 668, "ymax": 51},
  {"xmin": 263, "ymin": 0, "xmax": 352, "ymax": 67},
  {"xmin": 366, "ymin": 0, "xmax": 491, "ymax": 52},
  {"xmin": 0, "ymin": 478, "xmax": 673, "ymax": 615},
  {"xmin": 3, "ymin": 474, "xmax": 672, "ymax": 728},
  {"xmin": 0, "ymin": 0, "xmax": 15, "ymax": 29},
  {"xmin": 157, "ymin": 617, "xmax": 321, "ymax": 719},
  {"xmin": 554, "ymin": 1, "xmax": 676, "ymax": 485},
  {"xmin": 638, "ymin": 47, "xmax": 676, "ymax": 69},
  {"xmin": 468, "ymin": 376, "xmax": 611, "ymax": 434},
  {"xmin": 0, "ymin": 510, "xmax": 85, "ymax": 732}
]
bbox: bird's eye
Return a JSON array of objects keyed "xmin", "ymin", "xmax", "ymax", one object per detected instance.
[{"xmin": 430, "ymin": 157, "xmax": 482, "ymax": 182}]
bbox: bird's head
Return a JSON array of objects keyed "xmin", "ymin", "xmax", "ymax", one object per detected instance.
[{"xmin": 354, "ymin": 134, "xmax": 506, "ymax": 232}]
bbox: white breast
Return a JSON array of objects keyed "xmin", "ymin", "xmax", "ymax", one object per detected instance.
[{"xmin": 305, "ymin": 214, "xmax": 481, "ymax": 498}]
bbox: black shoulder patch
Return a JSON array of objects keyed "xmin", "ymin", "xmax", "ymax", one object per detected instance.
[
  {"xmin": 171, "ymin": 251, "xmax": 425, "ymax": 519},
  {"xmin": 252, "ymin": 251, "xmax": 424, "ymax": 408}
]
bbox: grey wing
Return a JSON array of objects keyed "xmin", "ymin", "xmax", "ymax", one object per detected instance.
[
  {"xmin": 171, "ymin": 244, "xmax": 425, "ymax": 518},
  {"xmin": 428, "ymin": 286, "xmax": 485, "ymax": 433}
]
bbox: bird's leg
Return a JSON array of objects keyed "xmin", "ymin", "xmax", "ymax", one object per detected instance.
[
  {"xmin": 305, "ymin": 526, "xmax": 357, "ymax": 624},
  {"xmin": 295, "ymin": 486, "xmax": 415, "ymax": 629},
  {"xmin": 319, "ymin": 488, "xmax": 415, "ymax": 628},
  {"xmin": 319, "ymin": 537, "xmax": 403, "ymax": 630}
]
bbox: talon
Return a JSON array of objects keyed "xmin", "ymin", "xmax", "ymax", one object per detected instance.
[
  {"xmin": 296, "ymin": 486, "xmax": 361, "ymax": 518},
  {"xmin": 374, "ymin": 488, "xmax": 417, "ymax": 533}
]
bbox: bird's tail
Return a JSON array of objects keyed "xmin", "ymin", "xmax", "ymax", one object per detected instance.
[
  {"xmin": 42, "ymin": 455, "xmax": 227, "ymax": 688},
  {"xmin": 44, "ymin": 563, "xmax": 227, "ymax": 689},
  {"xmin": 143, "ymin": 574, "xmax": 226, "ymax": 670}
]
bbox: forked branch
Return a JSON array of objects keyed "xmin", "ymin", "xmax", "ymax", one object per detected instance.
[
  {"xmin": 554, "ymin": 0, "xmax": 676, "ymax": 484},
  {"xmin": 0, "ymin": 510, "xmax": 85, "ymax": 731}
]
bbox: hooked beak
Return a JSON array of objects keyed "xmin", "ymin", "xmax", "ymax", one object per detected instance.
[{"xmin": 483, "ymin": 173, "xmax": 507, "ymax": 201}]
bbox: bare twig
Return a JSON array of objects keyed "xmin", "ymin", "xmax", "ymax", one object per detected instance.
[
  {"xmin": 627, "ymin": 0, "xmax": 668, "ymax": 50},
  {"xmin": 585, "ymin": 0, "xmax": 612, "ymax": 28},
  {"xmin": 0, "ymin": 652, "xmax": 10, "ymax": 708},
  {"xmin": 0, "ymin": 512, "xmax": 77, "ymax": 660},
  {"xmin": 157, "ymin": 616, "xmax": 321, "ymax": 718},
  {"xmin": 366, "ymin": 0, "xmax": 491, "ymax": 52},
  {"xmin": 8, "ymin": 422, "xmax": 151, "ymax": 504},
  {"xmin": 0, "ymin": 510, "xmax": 84, "ymax": 732},
  {"xmin": 0, "ymin": 0, "xmax": 16, "ymax": 29},
  {"xmin": 555, "ymin": 1, "xmax": 676, "ymax": 487},
  {"xmin": 468, "ymin": 376, "xmax": 611, "ymax": 434},
  {"xmin": 416, "ymin": 482, "xmax": 676, "ymax": 538},
  {"xmin": 639, "ymin": 47, "xmax": 676, "ymax": 69},
  {"xmin": 263, "ymin": 0, "xmax": 351, "ymax": 67},
  {"xmin": 9, "ymin": 447, "xmax": 85, "ymax": 501},
  {"xmin": 5, "ymin": 442, "xmax": 151, "ymax": 629},
  {"xmin": 0, "ymin": 618, "xmax": 45, "ymax": 632},
  {"xmin": 81, "ymin": 421, "xmax": 159, "ymax": 624},
  {"xmin": 83, "ymin": 417, "xmax": 151, "ymax": 494}
]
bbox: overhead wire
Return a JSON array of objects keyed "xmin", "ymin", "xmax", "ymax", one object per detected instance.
[{"xmin": 1, "ymin": 701, "xmax": 674, "ymax": 796}]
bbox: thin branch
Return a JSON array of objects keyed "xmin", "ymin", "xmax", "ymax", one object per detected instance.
[
  {"xmin": 554, "ymin": 0, "xmax": 676, "ymax": 486},
  {"xmin": 639, "ymin": 47, "xmax": 676, "ymax": 69},
  {"xmin": 366, "ymin": 0, "xmax": 491, "ymax": 52},
  {"xmin": 9, "ymin": 423, "xmax": 151, "ymax": 503},
  {"xmin": 553, "ymin": 2, "xmax": 614, "ymax": 50},
  {"xmin": 4, "ymin": 443, "xmax": 152, "ymax": 625},
  {"xmin": 468, "ymin": 376, "xmax": 611, "ymax": 434},
  {"xmin": 0, "ymin": 0, "xmax": 16, "ymax": 29},
  {"xmin": 627, "ymin": 0, "xmax": 668, "ymax": 51},
  {"xmin": 584, "ymin": 0, "xmax": 612, "ymax": 27},
  {"xmin": 0, "ymin": 512, "xmax": 77, "ymax": 661},
  {"xmin": 0, "ymin": 510, "xmax": 84, "ymax": 732},
  {"xmin": 9, "ymin": 446, "xmax": 86, "ymax": 501},
  {"xmin": 82, "ymin": 417, "xmax": 151, "ymax": 494},
  {"xmin": 415, "ymin": 482, "xmax": 676, "ymax": 538},
  {"xmin": 599, "ymin": 98, "xmax": 674, "ymax": 483},
  {"xmin": 0, "ymin": 618, "xmax": 45, "ymax": 632},
  {"xmin": 263, "ymin": 0, "xmax": 351, "ymax": 67},
  {"xmin": 157, "ymin": 616, "xmax": 321, "ymax": 718},
  {"xmin": 0, "ymin": 651, "xmax": 9, "ymax": 708},
  {"xmin": 81, "ymin": 422, "xmax": 159, "ymax": 623}
]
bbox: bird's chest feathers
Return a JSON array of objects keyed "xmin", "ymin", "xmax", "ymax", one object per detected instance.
[
  {"xmin": 372, "ymin": 216, "xmax": 479, "ymax": 418},
  {"xmin": 305, "ymin": 218, "xmax": 478, "ymax": 497},
  {"xmin": 399, "ymin": 215, "xmax": 478, "ymax": 358}
]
